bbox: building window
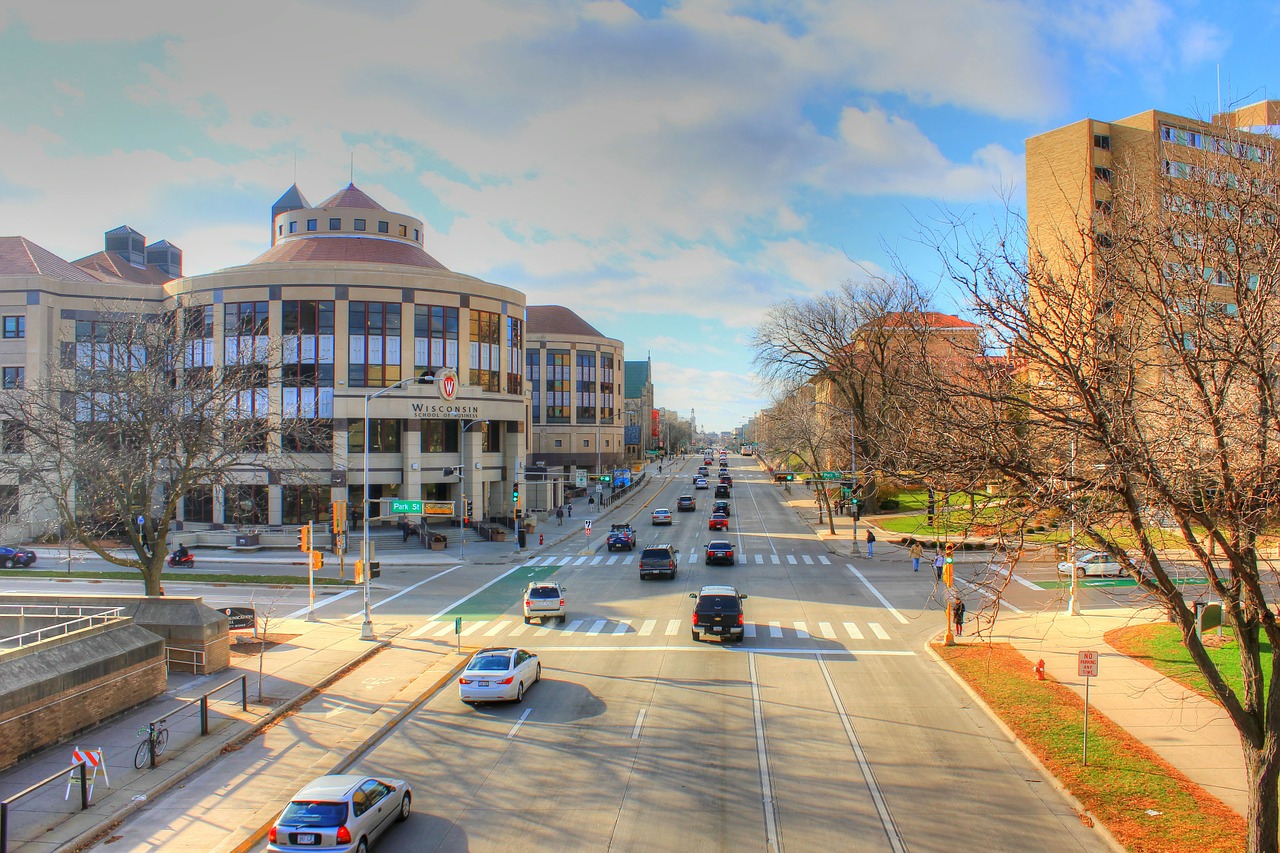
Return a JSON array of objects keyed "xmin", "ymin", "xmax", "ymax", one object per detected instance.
[
  {"xmin": 2, "ymin": 316, "xmax": 24, "ymax": 339},
  {"xmin": 506, "ymin": 317, "xmax": 523, "ymax": 395},
  {"xmin": 354, "ymin": 219, "xmax": 366, "ymax": 232},
  {"xmin": 2, "ymin": 367, "xmax": 24, "ymax": 389},
  {"xmin": 399, "ymin": 224, "xmax": 407, "ymax": 237},
  {"xmin": 545, "ymin": 350, "xmax": 570, "ymax": 423},
  {"xmin": 1093, "ymin": 134, "xmax": 1110, "ymax": 151},
  {"xmin": 421, "ymin": 420, "xmax": 460, "ymax": 454},
  {"xmin": 0, "ymin": 485, "xmax": 17, "ymax": 521},
  {"xmin": 349, "ymin": 302, "xmax": 402, "ymax": 388},
  {"xmin": 183, "ymin": 486, "xmax": 213, "ymax": 524},
  {"xmin": 329, "ymin": 218, "xmax": 341, "ymax": 230},
  {"xmin": 576, "ymin": 352, "xmax": 596, "ymax": 424},
  {"xmin": 378, "ymin": 221, "xmax": 389, "ymax": 234},
  {"xmin": 306, "ymin": 218, "xmax": 317, "ymax": 232},
  {"xmin": 0, "ymin": 420, "xmax": 23, "ymax": 453},
  {"xmin": 599, "ymin": 353, "xmax": 615, "ymax": 424},
  {"xmin": 347, "ymin": 418, "xmax": 402, "ymax": 453},
  {"xmin": 413, "ymin": 305, "xmax": 459, "ymax": 374},
  {"xmin": 288, "ymin": 221, "xmax": 298, "ymax": 233},
  {"xmin": 281, "ymin": 485, "xmax": 332, "ymax": 526},
  {"xmin": 527, "ymin": 351, "xmax": 541, "ymax": 422},
  {"xmin": 280, "ymin": 302, "xmax": 335, "ymax": 453},
  {"xmin": 554, "ymin": 439, "xmax": 562, "ymax": 447},
  {"xmin": 224, "ymin": 484, "xmax": 269, "ymax": 526},
  {"xmin": 1094, "ymin": 199, "xmax": 1113, "ymax": 215},
  {"xmin": 469, "ymin": 310, "xmax": 501, "ymax": 392},
  {"xmin": 482, "ymin": 420, "xmax": 501, "ymax": 452},
  {"xmin": 583, "ymin": 439, "xmax": 590, "ymax": 447},
  {"xmin": 1094, "ymin": 166, "xmax": 1113, "ymax": 183},
  {"xmin": 278, "ymin": 225, "xmax": 283, "ymax": 236},
  {"xmin": 414, "ymin": 229, "xmax": 420, "ymax": 242}
]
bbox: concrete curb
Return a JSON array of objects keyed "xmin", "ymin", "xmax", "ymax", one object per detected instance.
[
  {"xmin": 62, "ymin": 638, "xmax": 390, "ymax": 853},
  {"xmin": 225, "ymin": 651, "xmax": 474, "ymax": 853},
  {"xmin": 921, "ymin": 635, "xmax": 1126, "ymax": 853}
]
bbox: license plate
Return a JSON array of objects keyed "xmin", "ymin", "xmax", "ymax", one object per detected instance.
[
  {"xmin": 296, "ymin": 833, "xmax": 317, "ymax": 844},
  {"xmin": 479, "ymin": 681, "xmax": 490, "ymax": 687},
  {"xmin": 711, "ymin": 627, "xmax": 724, "ymax": 633}
]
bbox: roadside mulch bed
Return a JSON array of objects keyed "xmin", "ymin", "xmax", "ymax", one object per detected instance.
[
  {"xmin": 229, "ymin": 633, "xmax": 300, "ymax": 655},
  {"xmin": 936, "ymin": 642, "xmax": 1245, "ymax": 852}
]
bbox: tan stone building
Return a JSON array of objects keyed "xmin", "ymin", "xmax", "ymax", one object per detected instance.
[{"xmin": 0, "ymin": 182, "xmax": 530, "ymax": 535}]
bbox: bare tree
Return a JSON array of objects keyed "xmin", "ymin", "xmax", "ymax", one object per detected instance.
[
  {"xmin": 1, "ymin": 297, "xmax": 321, "ymax": 595},
  {"xmin": 902, "ymin": 126, "xmax": 1280, "ymax": 850},
  {"xmin": 760, "ymin": 390, "xmax": 843, "ymax": 534}
]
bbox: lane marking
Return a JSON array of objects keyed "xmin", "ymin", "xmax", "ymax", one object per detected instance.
[
  {"xmin": 665, "ymin": 619, "xmax": 680, "ymax": 635},
  {"xmin": 744, "ymin": 623, "xmax": 757, "ymax": 638},
  {"xmin": 484, "ymin": 620, "xmax": 510, "ymax": 636},
  {"xmin": 516, "ymin": 646, "xmax": 916, "ymax": 655},
  {"xmin": 995, "ymin": 562, "xmax": 1040, "ymax": 590},
  {"xmin": 534, "ymin": 622, "xmax": 555, "ymax": 637},
  {"xmin": 768, "ymin": 622, "xmax": 782, "ymax": 638},
  {"xmin": 591, "ymin": 556, "xmax": 604, "ymax": 565},
  {"xmin": 818, "ymin": 622, "xmax": 836, "ymax": 639},
  {"xmin": 422, "ymin": 562, "xmax": 546, "ymax": 628},
  {"xmin": 631, "ymin": 709, "xmax": 646, "ymax": 740},
  {"xmin": 818, "ymin": 656, "xmax": 905, "ymax": 852},
  {"xmin": 363, "ymin": 566, "xmax": 461, "ymax": 616},
  {"xmin": 607, "ymin": 556, "xmax": 619, "ymax": 565},
  {"xmin": 770, "ymin": 554, "xmax": 780, "ymax": 565},
  {"xmin": 845, "ymin": 565, "xmax": 910, "ymax": 624},
  {"xmin": 786, "ymin": 555, "xmax": 797, "ymax": 565},
  {"xmin": 562, "ymin": 619, "xmax": 584, "ymax": 634},
  {"xmin": 613, "ymin": 620, "xmax": 632, "ymax": 635},
  {"xmin": 586, "ymin": 620, "xmax": 607, "ymax": 636},
  {"xmin": 818, "ymin": 556, "xmax": 831, "ymax": 565},
  {"xmin": 460, "ymin": 621, "xmax": 489, "ymax": 636},
  {"xmin": 507, "ymin": 708, "xmax": 532, "ymax": 740},
  {"xmin": 748, "ymin": 652, "xmax": 781, "ymax": 853},
  {"xmin": 638, "ymin": 619, "xmax": 656, "ymax": 636},
  {"xmin": 285, "ymin": 587, "xmax": 359, "ymax": 620},
  {"xmin": 794, "ymin": 621, "xmax": 810, "ymax": 639},
  {"xmin": 508, "ymin": 622, "xmax": 530, "ymax": 636},
  {"xmin": 869, "ymin": 622, "xmax": 890, "ymax": 640},
  {"xmin": 843, "ymin": 622, "xmax": 864, "ymax": 640},
  {"xmin": 688, "ymin": 551, "xmax": 697, "ymax": 564},
  {"xmin": 802, "ymin": 555, "xmax": 814, "ymax": 565},
  {"xmin": 754, "ymin": 554, "xmax": 764, "ymax": 564},
  {"xmin": 573, "ymin": 556, "xmax": 588, "ymax": 565},
  {"xmin": 959, "ymin": 578, "xmax": 1024, "ymax": 613}
]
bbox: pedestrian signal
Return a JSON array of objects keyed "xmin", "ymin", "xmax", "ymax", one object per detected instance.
[
  {"xmin": 309, "ymin": 551, "xmax": 324, "ymax": 572},
  {"xmin": 297, "ymin": 524, "xmax": 311, "ymax": 552}
]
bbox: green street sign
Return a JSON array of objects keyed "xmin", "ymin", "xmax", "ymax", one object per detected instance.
[
  {"xmin": 821, "ymin": 471, "xmax": 840, "ymax": 480},
  {"xmin": 389, "ymin": 499, "xmax": 424, "ymax": 514}
]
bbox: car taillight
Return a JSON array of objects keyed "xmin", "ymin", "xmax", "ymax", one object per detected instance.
[
  {"xmin": 738, "ymin": 613, "xmax": 745, "ymax": 626},
  {"xmin": 559, "ymin": 599, "xmax": 565, "ymax": 606},
  {"xmin": 691, "ymin": 613, "xmax": 698, "ymax": 625},
  {"xmin": 459, "ymin": 677, "xmax": 473, "ymax": 684},
  {"xmin": 336, "ymin": 825, "xmax": 352, "ymax": 844},
  {"xmin": 268, "ymin": 826, "xmax": 277, "ymax": 843},
  {"xmin": 497, "ymin": 676, "xmax": 514, "ymax": 685},
  {"xmin": 524, "ymin": 600, "xmax": 531, "ymax": 608}
]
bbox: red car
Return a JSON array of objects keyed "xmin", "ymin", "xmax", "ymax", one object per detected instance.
[{"xmin": 708, "ymin": 513, "xmax": 729, "ymax": 531}]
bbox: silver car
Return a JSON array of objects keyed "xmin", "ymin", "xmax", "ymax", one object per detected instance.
[
  {"xmin": 267, "ymin": 774, "xmax": 410, "ymax": 853},
  {"xmin": 459, "ymin": 647, "xmax": 541, "ymax": 704},
  {"xmin": 1057, "ymin": 550, "xmax": 1125, "ymax": 578},
  {"xmin": 523, "ymin": 581, "xmax": 566, "ymax": 624}
]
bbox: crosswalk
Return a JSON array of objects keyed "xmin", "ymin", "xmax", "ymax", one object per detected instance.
[
  {"xmin": 519, "ymin": 552, "xmax": 834, "ymax": 566},
  {"xmin": 408, "ymin": 615, "xmax": 893, "ymax": 642}
]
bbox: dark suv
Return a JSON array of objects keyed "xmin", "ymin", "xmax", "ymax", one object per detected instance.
[
  {"xmin": 676, "ymin": 495, "xmax": 696, "ymax": 512},
  {"xmin": 639, "ymin": 544, "xmax": 679, "ymax": 580},
  {"xmin": 690, "ymin": 585, "xmax": 748, "ymax": 642}
]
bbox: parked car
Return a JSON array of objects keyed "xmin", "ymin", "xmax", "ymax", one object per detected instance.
[
  {"xmin": 459, "ymin": 647, "xmax": 541, "ymax": 704},
  {"xmin": 712, "ymin": 500, "xmax": 731, "ymax": 517},
  {"xmin": 0, "ymin": 545, "xmax": 37, "ymax": 568},
  {"xmin": 1057, "ymin": 550, "xmax": 1127, "ymax": 578},
  {"xmin": 523, "ymin": 582, "xmax": 566, "ymax": 624},
  {"xmin": 690, "ymin": 584, "xmax": 747, "ymax": 641},
  {"xmin": 704, "ymin": 540, "xmax": 735, "ymax": 565},
  {"xmin": 607, "ymin": 523, "xmax": 637, "ymax": 551},
  {"xmin": 639, "ymin": 544, "xmax": 680, "ymax": 580},
  {"xmin": 652, "ymin": 508, "xmax": 673, "ymax": 525},
  {"xmin": 267, "ymin": 774, "xmax": 411, "ymax": 853},
  {"xmin": 677, "ymin": 495, "xmax": 696, "ymax": 511},
  {"xmin": 708, "ymin": 513, "xmax": 729, "ymax": 531}
]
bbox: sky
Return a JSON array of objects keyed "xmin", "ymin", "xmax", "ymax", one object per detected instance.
[{"xmin": 0, "ymin": 0, "xmax": 1269, "ymax": 433}]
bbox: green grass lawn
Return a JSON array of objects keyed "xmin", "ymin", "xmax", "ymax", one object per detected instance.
[
  {"xmin": 1107, "ymin": 623, "xmax": 1270, "ymax": 705},
  {"xmin": 0, "ymin": 569, "xmax": 349, "ymax": 586}
]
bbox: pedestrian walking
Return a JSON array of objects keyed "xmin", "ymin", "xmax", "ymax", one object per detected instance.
[
  {"xmin": 952, "ymin": 596, "xmax": 966, "ymax": 636},
  {"xmin": 556, "ymin": 506, "xmax": 564, "ymax": 526},
  {"xmin": 588, "ymin": 496, "xmax": 595, "ymax": 509},
  {"xmin": 909, "ymin": 541, "xmax": 923, "ymax": 572},
  {"xmin": 658, "ymin": 464, "xmax": 663, "ymax": 474},
  {"xmin": 866, "ymin": 528, "xmax": 876, "ymax": 558},
  {"xmin": 566, "ymin": 503, "xmax": 572, "ymax": 518},
  {"xmin": 933, "ymin": 552, "xmax": 945, "ymax": 580}
]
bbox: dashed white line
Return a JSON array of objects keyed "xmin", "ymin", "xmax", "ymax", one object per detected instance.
[
  {"xmin": 631, "ymin": 709, "xmax": 647, "ymax": 740},
  {"xmin": 507, "ymin": 708, "xmax": 532, "ymax": 740},
  {"xmin": 846, "ymin": 565, "xmax": 910, "ymax": 624}
]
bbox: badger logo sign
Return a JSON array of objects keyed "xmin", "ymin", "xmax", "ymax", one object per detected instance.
[{"xmin": 435, "ymin": 368, "xmax": 459, "ymax": 402}]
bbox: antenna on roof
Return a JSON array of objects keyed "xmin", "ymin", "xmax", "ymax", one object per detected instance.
[
  {"xmin": 1217, "ymin": 64, "xmax": 1221, "ymax": 116},
  {"xmin": 293, "ymin": 147, "xmax": 297, "ymax": 183},
  {"xmin": 350, "ymin": 151, "xmax": 354, "ymax": 185}
]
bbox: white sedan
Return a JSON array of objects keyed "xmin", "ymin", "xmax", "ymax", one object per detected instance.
[
  {"xmin": 459, "ymin": 647, "xmax": 541, "ymax": 704},
  {"xmin": 1057, "ymin": 550, "xmax": 1126, "ymax": 578}
]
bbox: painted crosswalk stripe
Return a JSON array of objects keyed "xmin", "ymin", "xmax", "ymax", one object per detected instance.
[
  {"xmin": 588, "ymin": 556, "xmax": 601, "ymax": 565},
  {"xmin": 623, "ymin": 555, "xmax": 635, "ymax": 563},
  {"xmin": 638, "ymin": 619, "xmax": 657, "ymax": 636},
  {"xmin": 586, "ymin": 620, "xmax": 607, "ymax": 636},
  {"xmin": 607, "ymin": 555, "xmax": 619, "ymax": 564},
  {"xmin": 508, "ymin": 622, "xmax": 530, "ymax": 636},
  {"xmin": 561, "ymin": 619, "xmax": 584, "ymax": 634},
  {"xmin": 613, "ymin": 620, "xmax": 632, "ymax": 635},
  {"xmin": 461, "ymin": 621, "xmax": 489, "ymax": 637},
  {"xmin": 843, "ymin": 622, "xmax": 864, "ymax": 640},
  {"xmin": 688, "ymin": 551, "xmax": 697, "ymax": 563},
  {"xmin": 574, "ymin": 556, "xmax": 589, "ymax": 565},
  {"xmin": 869, "ymin": 622, "xmax": 889, "ymax": 640},
  {"xmin": 754, "ymin": 554, "xmax": 763, "ymax": 564},
  {"xmin": 771, "ymin": 554, "xmax": 781, "ymax": 564},
  {"xmin": 484, "ymin": 620, "xmax": 510, "ymax": 636},
  {"xmin": 769, "ymin": 621, "xmax": 783, "ymax": 638},
  {"xmin": 431, "ymin": 621, "xmax": 457, "ymax": 638},
  {"xmin": 818, "ymin": 622, "xmax": 836, "ymax": 639},
  {"xmin": 534, "ymin": 622, "xmax": 555, "ymax": 637},
  {"xmin": 665, "ymin": 619, "xmax": 681, "ymax": 636},
  {"xmin": 818, "ymin": 556, "xmax": 831, "ymax": 565},
  {"xmin": 794, "ymin": 621, "xmax": 810, "ymax": 639},
  {"xmin": 802, "ymin": 555, "xmax": 814, "ymax": 565},
  {"xmin": 744, "ymin": 623, "xmax": 757, "ymax": 638},
  {"xmin": 786, "ymin": 555, "xmax": 797, "ymax": 564}
]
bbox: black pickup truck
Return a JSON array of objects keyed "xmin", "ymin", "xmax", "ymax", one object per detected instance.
[
  {"xmin": 690, "ymin": 585, "xmax": 748, "ymax": 642},
  {"xmin": 607, "ymin": 523, "xmax": 637, "ymax": 551}
]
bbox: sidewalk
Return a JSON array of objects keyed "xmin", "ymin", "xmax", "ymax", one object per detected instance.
[{"xmin": 0, "ymin": 460, "xmax": 669, "ymax": 852}]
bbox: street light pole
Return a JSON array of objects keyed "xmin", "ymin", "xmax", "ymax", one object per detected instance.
[
  {"xmin": 361, "ymin": 373, "xmax": 433, "ymax": 641},
  {"xmin": 1066, "ymin": 435, "xmax": 1080, "ymax": 617},
  {"xmin": 458, "ymin": 418, "xmax": 488, "ymax": 560},
  {"xmin": 811, "ymin": 400, "xmax": 857, "ymax": 539}
]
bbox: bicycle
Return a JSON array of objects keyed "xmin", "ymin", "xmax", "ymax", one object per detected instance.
[{"xmin": 134, "ymin": 720, "xmax": 170, "ymax": 769}]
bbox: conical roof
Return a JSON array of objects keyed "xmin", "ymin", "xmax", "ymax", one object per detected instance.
[{"xmin": 317, "ymin": 183, "xmax": 385, "ymax": 211}]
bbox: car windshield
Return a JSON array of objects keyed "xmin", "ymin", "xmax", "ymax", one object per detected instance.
[
  {"xmin": 470, "ymin": 655, "xmax": 512, "ymax": 672},
  {"xmin": 641, "ymin": 549, "xmax": 671, "ymax": 560},
  {"xmin": 280, "ymin": 800, "xmax": 348, "ymax": 826},
  {"xmin": 709, "ymin": 542, "xmax": 731, "ymax": 550},
  {"xmin": 529, "ymin": 587, "xmax": 559, "ymax": 599},
  {"xmin": 698, "ymin": 595, "xmax": 740, "ymax": 611}
]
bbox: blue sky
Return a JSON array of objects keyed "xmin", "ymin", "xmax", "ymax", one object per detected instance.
[{"xmin": 0, "ymin": 0, "xmax": 1270, "ymax": 432}]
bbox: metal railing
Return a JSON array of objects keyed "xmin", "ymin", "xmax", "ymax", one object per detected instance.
[
  {"xmin": 139, "ymin": 674, "xmax": 248, "ymax": 770},
  {"xmin": 0, "ymin": 605, "xmax": 126, "ymax": 651},
  {"xmin": 0, "ymin": 761, "xmax": 91, "ymax": 853},
  {"xmin": 164, "ymin": 645, "xmax": 207, "ymax": 671}
]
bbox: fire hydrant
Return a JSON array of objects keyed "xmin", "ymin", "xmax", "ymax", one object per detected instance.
[
  {"xmin": 1034, "ymin": 659, "xmax": 1046, "ymax": 681},
  {"xmin": 539, "ymin": 533, "xmax": 544, "ymax": 546}
]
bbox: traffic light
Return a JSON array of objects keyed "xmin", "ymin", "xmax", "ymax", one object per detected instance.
[
  {"xmin": 785, "ymin": 473, "xmax": 794, "ymax": 481},
  {"xmin": 354, "ymin": 559, "xmax": 364, "ymax": 583},
  {"xmin": 297, "ymin": 523, "xmax": 311, "ymax": 552},
  {"xmin": 465, "ymin": 499, "xmax": 473, "ymax": 518},
  {"xmin": 332, "ymin": 501, "xmax": 346, "ymax": 534},
  {"xmin": 309, "ymin": 551, "xmax": 324, "ymax": 572},
  {"xmin": 512, "ymin": 484, "xmax": 519, "ymax": 503},
  {"xmin": 443, "ymin": 466, "xmax": 457, "ymax": 478},
  {"xmin": 943, "ymin": 544, "xmax": 955, "ymax": 586},
  {"xmin": 599, "ymin": 474, "xmax": 611, "ymax": 483}
]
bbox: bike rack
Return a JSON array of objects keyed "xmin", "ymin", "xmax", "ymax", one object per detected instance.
[{"xmin": 140, "ymin": 674, "xmax": 248, "ymax": 769}]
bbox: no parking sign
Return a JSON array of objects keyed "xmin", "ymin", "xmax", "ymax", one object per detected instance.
[{"xmin": 584, "ymin": 520, "xmax": 593, "ymax": 537}]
